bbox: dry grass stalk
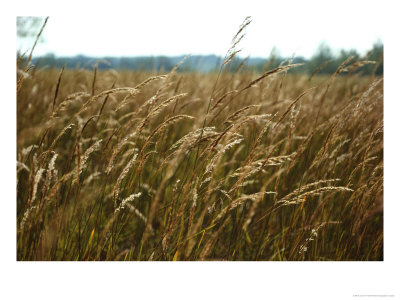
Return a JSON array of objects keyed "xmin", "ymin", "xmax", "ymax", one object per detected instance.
[
  {"xmin": 113, "ymin": 153, "xmax": 138, "ymax": 207},
  {"xmin": 277, "ymin": 186, "xmax": 353, "ymax": 206}
]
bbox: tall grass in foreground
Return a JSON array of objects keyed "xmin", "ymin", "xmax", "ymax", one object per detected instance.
[{"xmin": 17, "ymin": 53, "xmax": 383, "ymax": 260}]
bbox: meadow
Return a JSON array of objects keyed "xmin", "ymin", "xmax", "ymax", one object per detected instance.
[{"xmin": 16, "ymin": 20, "xmax": 383, "ymax": 261}]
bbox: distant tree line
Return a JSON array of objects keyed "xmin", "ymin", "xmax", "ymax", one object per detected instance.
[{"xmin": 21, "ymin": 42, "xmax": 383, "ymax": 75}]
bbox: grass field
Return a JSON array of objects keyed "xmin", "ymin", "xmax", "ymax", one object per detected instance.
[
  {"xmin": 16, "ymin": 63, "xmax": 383, "ymax": 260},
  {"xmin": 16, "ymin": 18, "xmax": 383, "ymax": 261}
]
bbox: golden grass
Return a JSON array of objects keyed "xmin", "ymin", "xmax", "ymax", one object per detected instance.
[{"xmin": 16, "ymin": 64, "xmax": 383, "ymax": 261}]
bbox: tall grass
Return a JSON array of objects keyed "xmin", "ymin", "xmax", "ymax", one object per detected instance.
[{"xmin": 16, "ymin": 21, "xmax": 383, "ymax": 261}]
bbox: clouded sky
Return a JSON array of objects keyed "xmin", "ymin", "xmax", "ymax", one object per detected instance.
[{"xmin": 17, "ymin": 1, "xmax": 384, "ymax": 59}]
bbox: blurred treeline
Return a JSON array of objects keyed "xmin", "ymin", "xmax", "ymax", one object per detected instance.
[{"xmin": 21, "ymin": 42, "xmax": 383, "ymax": 75}]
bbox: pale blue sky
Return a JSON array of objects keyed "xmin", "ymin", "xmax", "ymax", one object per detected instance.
[{"xmin": 17, "ymin": 2, "xmax": 383, "ymax": 59}]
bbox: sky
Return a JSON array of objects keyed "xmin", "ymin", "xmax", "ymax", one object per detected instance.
[{"xmin": 16, "ymin": 2, "xmax": 384, "ymax": 59}]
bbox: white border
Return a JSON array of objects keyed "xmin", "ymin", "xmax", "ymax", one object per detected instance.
[{"xmin": 2, "ymin": 1, "xmax": 399, "ymax": 299}]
